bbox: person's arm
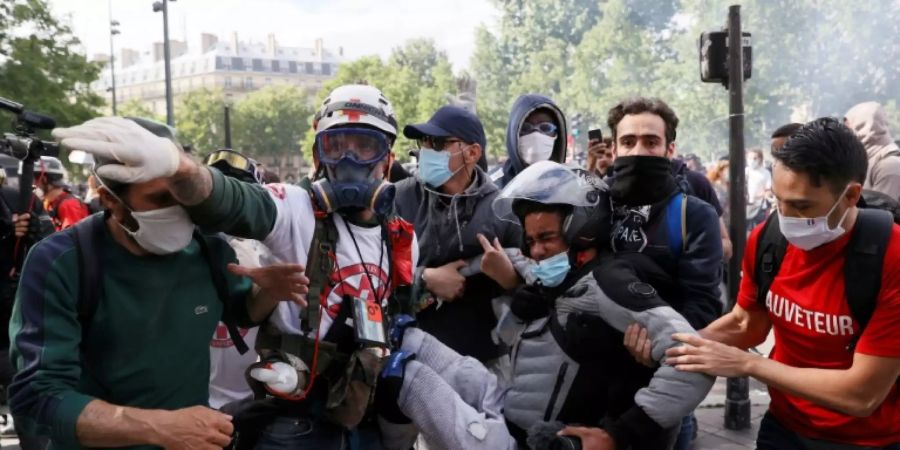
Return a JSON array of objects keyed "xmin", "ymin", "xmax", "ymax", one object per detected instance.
[
  {"xmin": 75, "ymin": 401, "xmax": 232, "ymax": 449},
  {"xmin": 719, "ymin": 217, "xmax": 733, "ymax": 261},
  {"xmin": 699, "ymin": 303, "xmax": 771, "ymax": 348},
  {"xmin": 227, "ymin": 263, "xmax": 310, "ymax": 323},
  {"xmin": 747, "ymin": 352, "xmax": 899, "ymax": 417},
  {"xmin": 176, "ymin": 163, "xmax": 278, "ymax": 240},
  {"xmin": 590, "ymin": 259, "xmax": 715, "ymax": 449},
  {"xmin": 669, "ymin": 335, "xmax": 899, "ymax": 417},
  {"xmin": 676, "ymin": 200, "xmax": 724, "ymax": 329}
]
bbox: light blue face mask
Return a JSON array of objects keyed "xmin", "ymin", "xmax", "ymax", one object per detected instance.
[
  {"xmin": 530, "ymin": 251, "xmax": 571, "ymax": 287},
  {"xmin": 418, "ymin": 148, "xmax": 462, "ymax": 187}
]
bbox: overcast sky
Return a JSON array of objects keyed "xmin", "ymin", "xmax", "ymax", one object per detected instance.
[{"xmin": 46, "ymin": 0, "xmax": 500, "ymax": 72}]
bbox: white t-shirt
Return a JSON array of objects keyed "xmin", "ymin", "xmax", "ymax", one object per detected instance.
[
  {"xmin": 260, "ymin": 183, "xmax": 418, "ymax": 338},
  {"xmin": 208, "ymin": 237, "xmax": 270, "ymax": 409},
  {"xmin": 746, "ymin": 166, "xmax": 772, "ymax": 205}
]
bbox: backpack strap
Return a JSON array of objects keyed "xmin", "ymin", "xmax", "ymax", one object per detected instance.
[
  {"xmin": 303, "ymin": 213, "xmax": 338, "ymax": 333},
  {"xmin": 754, "ymin": 213, "xmax": 787, "ymax": 308},
  {"xmin": 843, "ymin": 208, "xmax": 894, "ymax": 351},
  {"xmin": 295, "ymin": 177, "xmax": 339, "ymax": 334},
  {"xmin": 73, "ymin": 213, "xmax": 106, "ymax": 352},
  {"xmin": 196, "ymin": 232, "xmax": 250, "ymax": 355},
  {"xmin": 665, "ymin": 193, "xmax": 687, "ymax": 258}
]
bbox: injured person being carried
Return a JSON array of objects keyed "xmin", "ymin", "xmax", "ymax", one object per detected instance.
[{"xmin": 374, "ymin": 161, "xmax": 716, "ymax": 450}]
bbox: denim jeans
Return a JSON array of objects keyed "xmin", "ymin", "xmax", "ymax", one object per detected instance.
[
  {"xmin": 672, "ymin": 413, "xmax": 696, "ymax": 450},
  {"xmin": 757, "ymin": 412, "xmax": 900, "ymax": 450},
  {"xmin": 255, "ymin": 416, "xmax": 347, "ymax": 450}
]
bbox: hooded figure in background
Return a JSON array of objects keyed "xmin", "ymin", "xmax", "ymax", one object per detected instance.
[
  {"xmin": 844, "ymin": 101, "xmax": 900, "ymax": 199},
  {"xmin": 494, "ymin": 94, "xmax": 568, "ymax": 188}
]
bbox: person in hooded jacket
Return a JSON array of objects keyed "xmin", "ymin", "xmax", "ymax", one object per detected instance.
[
  {"xmin": 394, "ymin": 105, "xmax": 522, "ymax": 367},
  {"xmin": 844, "ymin": 101, "xmax": 900, "ymax": 201},
  {"xmin": 493, "ymin": 94, "xmax": 569, "ymax": 188}
]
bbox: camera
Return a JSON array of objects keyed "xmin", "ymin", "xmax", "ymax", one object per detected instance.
[
  {"xmin": 0, "ymin": 97, "xmax": 59, "ymax": 212},
  {"xmin": 0, "ymin": 97, "xmax": 59, "ymax": 162}
]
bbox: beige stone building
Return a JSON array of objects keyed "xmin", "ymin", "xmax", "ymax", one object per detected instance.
[{"xmin": 90, "ymin": 32, "xmax": 343, "ymax": 179}]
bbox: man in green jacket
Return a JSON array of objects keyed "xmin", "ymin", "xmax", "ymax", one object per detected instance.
[{"xmin": 8, "ymin": 118, "xmax": 307, "ymax": 450}]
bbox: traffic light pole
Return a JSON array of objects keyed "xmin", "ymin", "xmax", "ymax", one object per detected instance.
[{"xmin": 725, "ymin": 3, "xmax": 751, "ymax": 431}]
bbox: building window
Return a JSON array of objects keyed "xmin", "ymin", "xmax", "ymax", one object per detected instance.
[
  {"xmin": 288, "ymin": 61, "xmax": 298, "ymax": 73},
  {"xmin": 305, "ymin": 62, "xmax": 314, "ymax": 74},
  {"xmin": 232, "ymin": 57, "xmax": 245, "ymax": 70},
  {"xmin": 321, "ymin": 63, "xmax": 331, "ymax": 75},
  {"xmin": 271, "ymin": 60, "xmax": 280, "ymax": 72},
  {"xmin": 252, "ymin": 58, "xmax": 264, "ymax": 71}
]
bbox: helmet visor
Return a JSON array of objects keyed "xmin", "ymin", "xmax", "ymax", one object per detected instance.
[
  {"xmin": 493, "ymin": 161, "xmax": 599, "ymax": 224},
  {"xmin": 316, "ymin": 128, "xmax": 391, "ymax": 166}
]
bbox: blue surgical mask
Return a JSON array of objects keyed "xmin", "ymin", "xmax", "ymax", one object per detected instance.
[
  {"xmin": 418, "ymin": 148, "xmax": 462, "ymax": 187},
  {"xmin": 530, "ymin": 252, "xmax": 571, "ymax": 287}
]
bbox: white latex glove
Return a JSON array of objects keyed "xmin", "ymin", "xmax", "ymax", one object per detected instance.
[
  {"xmin": 52, "ymin": 116, "xmax": 181, "ymax": 184},
  {"xmin": 250, "ymin": 361, "xmax": 300, "ymax": 396}
]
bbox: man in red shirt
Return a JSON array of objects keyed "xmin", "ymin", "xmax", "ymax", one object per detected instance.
[
  {"xmin": 30, "ymin": 156, "xmax": 89, "ymax": 231},
  {"xmin": 666, "ymin": 118, "xmax": 900, "ymax": 449}
]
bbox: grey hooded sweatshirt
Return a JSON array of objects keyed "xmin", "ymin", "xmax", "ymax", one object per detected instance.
[
  {"xmin": 393, "ymin": 167, "xmax": 522, "ymax": 362},
  {"xmin": 845, "ymin": 101, "xmax": 900, "ymax": 199}
]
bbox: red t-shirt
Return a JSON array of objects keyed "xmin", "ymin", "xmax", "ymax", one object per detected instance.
[
  {"xmin": 738, "ymin": 222, "xmax": 900, "ymax": 446},
  {"xmin": 46, "ymin": 193, "xmax": 89, "ymax": 231}
]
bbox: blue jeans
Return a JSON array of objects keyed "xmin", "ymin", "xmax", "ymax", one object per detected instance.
[
  {"xmin": 255, "ymin": 416, "xmax": 347, "ymax": 450},
  {"xmin": 757, "ymin": 412, "xmax": 900, "ymax": 450},
  {"xmin": 672, "ymin": 413, "xmax": 696, "ymax": 450}
]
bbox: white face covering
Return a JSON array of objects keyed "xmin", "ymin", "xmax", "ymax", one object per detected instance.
[
  {"xmin": 518, "ymin": 133, "xmax": 556, "ymax": 165},
  {"xmin": 119, "ymin": 205, "xmax": 195, "ymax": 255},
  {"xmin": 777, "ymin": 185, "xmax": 851, "ymax": 251}
]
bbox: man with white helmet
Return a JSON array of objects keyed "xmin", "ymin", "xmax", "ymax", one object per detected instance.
[
  {"xmin": 56, "ymin": 84, "xmax": 419, "ymax": 449},
  {"xmin": 25, "ymin": 156, "xmax": 88, "ymax": 231},
  {"xmin": 376, "ymin": 162, "xmax": 715, "ymax": 450}
]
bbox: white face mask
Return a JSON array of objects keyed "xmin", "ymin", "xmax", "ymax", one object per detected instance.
[
  {"xmin": 778, "ymin": 185, "xmax": 851, "ymax": 251},
  {"xmin": 34, "ymin": 187, "xmax": 45, "ymax": 199},
  {"xmin": 518, "ymin": 133, "xmax": 556, "ymax": 165},
  {"xmin": 119, "ymin": 205, "xmax": 195, "ymax": 255}
]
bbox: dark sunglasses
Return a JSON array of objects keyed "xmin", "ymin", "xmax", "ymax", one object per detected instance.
[{"xmin": 417, "ymin": 136, "xmax": 466, "ymax": 151}]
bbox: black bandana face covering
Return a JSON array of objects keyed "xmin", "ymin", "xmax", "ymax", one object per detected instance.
[{"xmin": 610, "ymin": 155, "xmax": 677, "ymax": 206}]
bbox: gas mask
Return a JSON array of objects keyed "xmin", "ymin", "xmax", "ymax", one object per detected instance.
[{"xmin": 311, "ymin": 128, "xmax": 396, "ymax": 217}]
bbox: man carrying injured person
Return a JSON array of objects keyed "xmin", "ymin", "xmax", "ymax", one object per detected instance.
[{"xmin": 374, "ymin": 161, "xmax": 715, "ymax": 450}]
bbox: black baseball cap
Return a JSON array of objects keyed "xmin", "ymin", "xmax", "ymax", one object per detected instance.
[{"xmin": 404, "ymin": 106, "xmax": 487, "ymax": 152}]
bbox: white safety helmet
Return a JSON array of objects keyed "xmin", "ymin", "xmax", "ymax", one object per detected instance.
[
  {"xmin": 313, "ymin": 84, "xmax": 398, "ymax": 138},
  {"xmin": 20, "ymin": 156, "xmax": 66, "ymax": 177}
]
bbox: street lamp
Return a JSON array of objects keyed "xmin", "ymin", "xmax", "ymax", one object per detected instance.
[
  {"xmin": 152, "ymin": 0, "xmax": 176, "ymax": 126},
  {"xmin": 109, "ymin": 19, "xmax": 120, "ymax": 115}
]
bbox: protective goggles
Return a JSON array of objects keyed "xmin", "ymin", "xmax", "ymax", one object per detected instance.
[
  {"xmin": 519, "ymin": 122, "xmax": 558, "ymax": 136},
  {"xmin": 205, "ymin": 149, "xmax": 262, "ymax": 183},
  {"xmin": 316, "ymin": 128, "xmax": 391, "ymax": 165}
]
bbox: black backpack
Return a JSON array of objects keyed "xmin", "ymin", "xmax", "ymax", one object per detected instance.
[
  {"xmin": 72, "ymin": 214, "xmax": 249, "ymax": 355},
  {"xmin": 754, "ymin": 208, "xmax": 894, "ymax": 351}
]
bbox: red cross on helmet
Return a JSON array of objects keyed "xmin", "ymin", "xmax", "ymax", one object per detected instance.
[{"xmin": 313, "ymin": 84, "xmax": 398, "ymax": 139}]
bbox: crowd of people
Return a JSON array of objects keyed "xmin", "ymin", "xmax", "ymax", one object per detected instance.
[{"xmin": 0, "ymin": 86, "xmax": 897, "ymax": 450}]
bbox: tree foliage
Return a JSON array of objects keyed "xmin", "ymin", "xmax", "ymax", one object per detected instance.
[
  {"xmin": 0, "ymin": 0, "xmax": 104, "ymax": 133},
  {"xmin": 471, "ymin": 0, "xmax": 900, "ymax": 163}
]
